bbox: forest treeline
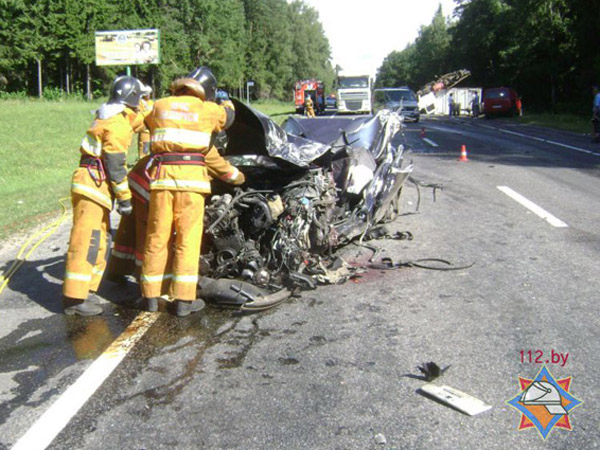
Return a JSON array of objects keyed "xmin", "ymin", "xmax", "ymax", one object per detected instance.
[
  {"xmin": 376, "ymin": 0, "xmax": 600, "ymax": 112},
  {"xmin": 0, "ymin": 0, "xmax": 335, "ymax": 100},
  {"xmin": 2, "ymin": 0, "xmax": 599, "ymax": 111}
]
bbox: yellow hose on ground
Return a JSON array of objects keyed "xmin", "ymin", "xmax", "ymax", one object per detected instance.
[{"xmin": 0, "ymin": 197, "xmax": 71, "ymax": 296}]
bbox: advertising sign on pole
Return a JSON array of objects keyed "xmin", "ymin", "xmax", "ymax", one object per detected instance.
[{"xmin": 95, "ymin": 29, "xmax": 160, "ymax": 66}]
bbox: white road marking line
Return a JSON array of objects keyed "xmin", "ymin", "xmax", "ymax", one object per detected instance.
[
  {"xmin": 497, "ymin": 186, "xmax": 568, "ymax": 228},
  {"xmin": 479, "ymin": 124, "xmax": 600, "ymax": 157},
  {"xmin": 12, "ymin": 312, "xmax": 159, "ymax": 450},
  {"xmin": 423, "ymin": 137, "xmax": 439, "ymax": 147}
]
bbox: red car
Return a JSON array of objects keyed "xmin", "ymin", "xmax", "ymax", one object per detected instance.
[{"xmin": 483, "ymin": 87, "xmax": 521, "ymax": 118}]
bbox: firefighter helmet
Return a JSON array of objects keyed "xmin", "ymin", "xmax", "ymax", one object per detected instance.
[
  {"xmin": 169, "ymin": 77, "xmax": 206, "ymax": 99},
  {"xmin": 187, "ymin": 66, "xmax": 218, "ymax": 101},
  {"xmin": 108, "ymin": 76, "xmax": 143, "ymax": 108}
]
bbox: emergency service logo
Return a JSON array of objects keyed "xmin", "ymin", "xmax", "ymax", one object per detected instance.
[{"xmin": 506, "ymin": 365, "xmax": 582, "ymax": 439}]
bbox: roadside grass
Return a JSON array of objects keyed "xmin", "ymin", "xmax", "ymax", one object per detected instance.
[
  {"xmin": 249, "ymin": 99, "xmax": 295, "ymax": 125},
  {"xmin": 506, "ymin": 113, "xmax": 590, "ymax": 134},
  {"xmin": 0, "ymin": 100, "xmax": 95, "ymax": 239},
  {"xmin": 0, "ymin": 99, "xmax": 294, "ymax": 240}
]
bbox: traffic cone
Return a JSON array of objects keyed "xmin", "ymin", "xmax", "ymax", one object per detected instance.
[
  {"xmin": 420, "ymin": 127, "xmax": 426, "ymax": 138},
  {"xmin": 459, "ymin": 144, "xmax": 469, "ymax": 161}
]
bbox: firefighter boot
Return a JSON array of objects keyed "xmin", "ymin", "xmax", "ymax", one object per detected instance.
[
  {"xmin": 143, "ymin": 297, "xmax": 160, "ymax": 312},
  {"xmin": 63, "ymin": 296, "xmax": 103, "ymax": 316},
  {"xmin": 174, "ymin": 299, "xmax": 206, "ymax": 317}
]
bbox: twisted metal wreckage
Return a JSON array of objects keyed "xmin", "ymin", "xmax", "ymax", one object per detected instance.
[{"xmin": 197, "ymin": 99, "xmax": 413, "ymax": 311}]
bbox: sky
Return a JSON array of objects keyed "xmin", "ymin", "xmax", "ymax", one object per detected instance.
[{"xmin": 301, "ymin": 0, "xmax": 457, "ymax": 79}]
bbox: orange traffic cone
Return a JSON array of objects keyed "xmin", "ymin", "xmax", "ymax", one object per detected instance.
[
  {"xmin": 459, "ymin": 144, "xmax": 469, "ymax": 161},
  {"xmin": 420, "ymin": 127, "xmax": 426, "ymax": 138}
]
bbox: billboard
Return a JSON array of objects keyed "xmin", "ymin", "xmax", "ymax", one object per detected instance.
[{"xmin": 95, "ymin": 29, "xmax": 160, "ymax": 66}]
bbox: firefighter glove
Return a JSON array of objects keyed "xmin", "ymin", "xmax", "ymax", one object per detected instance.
[
  {"xmin": 215, "ymin": 90, "xmax": 229, "ymax": 104},
  {"xmin": 117, "ymin": 199, "xmax": 133, "ymax": 216}
]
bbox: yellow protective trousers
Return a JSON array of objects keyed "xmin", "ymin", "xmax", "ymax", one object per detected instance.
[
  {"xmin": 63, "ymin": 194, "xmax": 110, "ymax": 299},
  {"xmin": 106, "ymin": 196, "xmax": 150, "ymax": 278},
  {"xmin": 141, "ymin": 190, "xmax": 204, "ymax": 300},
  {"xmin": 106, "ymin": 211, "xmax": 135, "ymax": 277}
]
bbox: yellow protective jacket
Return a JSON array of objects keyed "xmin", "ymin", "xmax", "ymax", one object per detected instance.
[
  {"xmin": 138, "ymin": 98, "xmax": 155, "ymax": 156},
  {"xmin": 145, "ymin": 96, "xmax": 245, "ymax": 193},
  {"xmin": 72, "ymin": 105, "xmax": 145, "ymax": 210}
]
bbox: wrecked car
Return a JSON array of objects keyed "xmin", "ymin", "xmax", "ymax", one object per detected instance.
[{"xmin": 197, "ymin": 99, "xmax": 413, "ymax": 310}]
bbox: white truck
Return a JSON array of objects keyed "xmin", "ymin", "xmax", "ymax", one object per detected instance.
[
  {"xmin": 336, "ymin": 75, "xmax": 372, "ymax": 114},
  {"xmin": 417, "ymin": 69, "xmax": 482, "ymax": 116},
  {"xmin": 419, "ymin": 87, "xmax": 483, "ymax": 116}
]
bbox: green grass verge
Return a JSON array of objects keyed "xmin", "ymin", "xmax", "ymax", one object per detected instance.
[
  {"xmin": 248, "ymin": 99, "xmax": 295, "ymax": 125},
  {"xmin": 0, "ymin": 99, "xmax": 293, "ymax": 240},
  {"xmin": 506, "ymin": 113, "xmax": 590, "ymax": 134}
]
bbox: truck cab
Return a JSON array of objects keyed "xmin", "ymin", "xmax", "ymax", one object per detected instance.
[{"xmin": 336, "ymin": 75, "xmax": 372, "ymax": 114}]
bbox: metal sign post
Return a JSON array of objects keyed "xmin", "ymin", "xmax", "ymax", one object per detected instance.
[{"xmin": 246, "ymin": 81, "xmax": 254, "ymax": 105}]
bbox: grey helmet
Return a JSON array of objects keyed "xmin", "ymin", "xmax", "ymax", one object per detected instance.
[
  {"xmin": 108, "ymin": 76, "xmax": 143, "ymax": 108},
  {"xmin": 187, "ymin": 66, "xmax": 217, "ymax": 101}
]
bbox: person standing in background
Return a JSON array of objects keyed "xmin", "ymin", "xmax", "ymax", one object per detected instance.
[{"xmin": 592, "ymin": 85, "xmax": 600, "ymax": 143}]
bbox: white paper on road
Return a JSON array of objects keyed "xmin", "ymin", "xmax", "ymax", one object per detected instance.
[{"xmin": 420, "ymin": 383, "xmax": 492, "ymax": 416}]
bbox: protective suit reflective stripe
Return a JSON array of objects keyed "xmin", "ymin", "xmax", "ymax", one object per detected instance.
[
  {"xmin": 129, "ymin": 178, "xmax": 150, "ymax": 202},
  {"xmin": 65, "ymin": 271, "xmax": 92, "ymax": 282},
  {"xmin": 113, "ymin": 180, "xmax": 129, "ymax": 193},
  {"xmin": 140, "ymin": 273, "xmax": 173, "ymax": 283},
  {"xmin": 112, "ymin": 249, "xmax": 136, "ymax": 260},
  {"xmin": 150, "ymin": 179, "xmax": 211, "ymax": 190},
  {"xmin": 71, "ymin": 183, "xmax": 112, "ymax": 209},
  {"xmin": 172, "ymin": 274, "xmax": 198, "ymax": 283},
  {"xmin": 81, "ymin": 134, "xmax": 102, "ymax": 156},
  {"xmin": 221, "ymin": 167, "xmax": 240, "ymax": 181},
  {"xmin": 152, "ymin": 128, "xmax": 211, "ymax": 147}
]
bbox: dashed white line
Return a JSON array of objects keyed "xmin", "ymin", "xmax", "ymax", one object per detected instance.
[
  {"xmin": 423, "ymin": 137, "xmax": 439, "ymax": 147},
  {"xmin": 497, "ymin": 186, "xmax": 568, "ymax": 228},
  {"xmin": 479, "ymin": 124, "xmax": 600, "ymax": 157},
  {"xmin": 12, "ymin": 312, "xmax": 159, "ymax": 450}
]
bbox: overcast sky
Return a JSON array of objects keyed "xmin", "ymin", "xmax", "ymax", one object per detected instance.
[{"xmin": 301, "ymin": 0, "xmax": 456, "ymax": 78}]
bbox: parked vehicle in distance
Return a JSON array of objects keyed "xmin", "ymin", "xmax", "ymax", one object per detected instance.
[
  {"xmin": 325, "ymin": 94, "xmax": 337, "ymax": 108},
  {"xmin": 336, "ymin": 75, "xmax": 372, "ymax": 114},
  {"xmin": 294, "ymin": 79, "xmax": 325, "ymax": 115},
  {"xmin": 372, "ymin": 87, "xmax": 420, "ymax": 122},
  {"xmin": 482, "ymin": 87, "xmax": 521, "ymax": 118}
]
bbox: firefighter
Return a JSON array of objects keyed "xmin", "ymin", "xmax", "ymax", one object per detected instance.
[
  {"xmin": 63, "ymin": 76, "xmax": 145, "ymax": 316},
  {"xmin": 305, "ymin": 94, "xmax": 316, "ymax": 118},
  {"xmin": 141, "ymin": 67, "xmax": 245, "ymax": 317},
  {"xmin": 105, "ymin": 154, "xmax": 152, "ymax": 282},
  {"xmin": 137, "ymin": 84, "xmax": 154, "ymax": 159}
]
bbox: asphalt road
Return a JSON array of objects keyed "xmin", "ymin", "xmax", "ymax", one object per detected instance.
[{"xmin": 1, "ymin": 114, "xmax": 599, "ymax": 449}]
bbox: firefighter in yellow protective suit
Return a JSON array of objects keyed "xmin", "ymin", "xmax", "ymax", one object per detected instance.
[
  {"xmin": 106, "ymin": 147, "xmax": 232, "ymax": 286},
  {"xmin": 137, "ymin": 84, "xmax": 154, "ymax": 159},
  {"xmin": 141, "ymin": 67, "xmax": 245, "ymax": 317},
  {"xmin": 105, "ymin": 154, "xmax": 152, "ymax": 281},
  {"xmin": 305, "ymin": 94, "xmax": 316, "ymax": 118},
  {"xmin": 63, "ymin": 76, "xmax": 145, "ymax": 316}
]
